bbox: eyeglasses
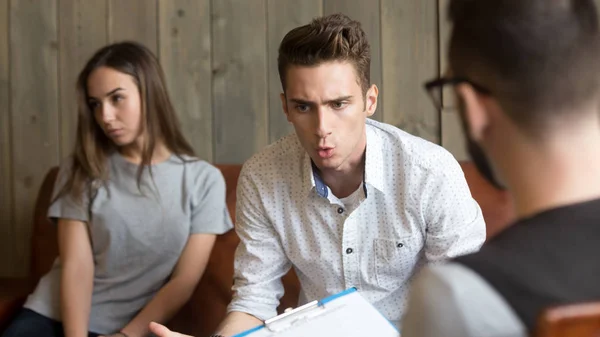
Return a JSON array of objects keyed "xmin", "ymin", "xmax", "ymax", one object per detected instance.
[{"xmin": 423, "ymin": 77, "xmax": 492, "ymax": 110}]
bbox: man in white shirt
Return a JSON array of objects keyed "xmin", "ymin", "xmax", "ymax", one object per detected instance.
[{"xmin": 151, "ymin": 13, "xmax": 485, "ymax": 337}]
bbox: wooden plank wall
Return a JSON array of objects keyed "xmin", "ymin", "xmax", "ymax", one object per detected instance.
[
  {"xmin": 0, "ymin": 0, "xmax": 452, "ymax": 277},
  {"xmin": 9, "ymin": 0, "xmax": 60, "ymax": 277},
  {"xmin": 0, "ymin": 0, "xmax": 12, "ymax": 277}
]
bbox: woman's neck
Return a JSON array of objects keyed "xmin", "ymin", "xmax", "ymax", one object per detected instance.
[{"xmin": 119, "ymin": 141, "xmax": 171, "ymax": 165}]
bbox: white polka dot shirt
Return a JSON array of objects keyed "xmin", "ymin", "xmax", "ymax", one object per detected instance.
[{"xmin": 228, "ymin": 119, "xmax": 486, "ymax": 328}]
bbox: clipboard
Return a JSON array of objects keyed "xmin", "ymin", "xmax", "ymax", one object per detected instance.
[{"xmin": 232, "ymin": 288, "xmax": 400, "ymax": 337}]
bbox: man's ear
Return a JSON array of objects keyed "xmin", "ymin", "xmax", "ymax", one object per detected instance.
[
  {"xmin": 280, "ymin": 93, "xmax": 291, "ymax": 122},
  {"xmin": 455, "ymin": 83, "xmax": 489, "ymax": 142},
  {"xmin": 365, "ymin": 84, "xmax": 378, "ymax": 117}
]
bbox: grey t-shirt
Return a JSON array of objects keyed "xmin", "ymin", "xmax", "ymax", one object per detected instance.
[
  {"xmin": 24, "ymin": 152, "xmax": 233, "ymax": 334},
  {"xmin": 402, "ymin": 263, "xmax": 527, "ymax": 337}
]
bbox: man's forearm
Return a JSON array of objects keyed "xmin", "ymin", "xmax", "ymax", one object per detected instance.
[{"xmin": 215, "ymin": 311, "xmax": 263, "ymax": 337}]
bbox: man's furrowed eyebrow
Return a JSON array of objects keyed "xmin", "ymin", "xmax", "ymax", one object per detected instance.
[
  {"xmin": 288, "ymin": 95, "xmax": 353, "ymax": 105},
  {"xmin": 323, "ymin": 95, "xmax": 353, "ymax": 104}
]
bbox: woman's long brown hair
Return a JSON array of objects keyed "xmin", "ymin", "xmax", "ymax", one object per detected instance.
[{"xmin": 56, "ymin": 41, "xmax": 196, "ymax": 203}]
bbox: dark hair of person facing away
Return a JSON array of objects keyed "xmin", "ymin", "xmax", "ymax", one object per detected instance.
[
  {"xmin": 55, "ymin": 41, "xmax": 196, "ymax": 203},
  {"xmin": 278, "ymin": 13, "xmax": 371, "ymax": 96},
  {"xmin": 448, "ymin": 0, "xmax": 600, "ymax": 134}
]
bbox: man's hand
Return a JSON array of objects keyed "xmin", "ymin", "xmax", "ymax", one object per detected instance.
[{"xmin": 149, "ymin": 322, "xmax": 193, "ymax": 337}]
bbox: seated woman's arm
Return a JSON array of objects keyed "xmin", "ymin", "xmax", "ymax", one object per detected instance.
[
  {"xmin": 59, "ymin": 218, "xmax": 95, "ymax": 337},
  {"xmin": 120, "ymin": 233, "xmax": 216, "ymax": 337}
]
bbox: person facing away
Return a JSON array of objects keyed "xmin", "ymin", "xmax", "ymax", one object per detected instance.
[
  {"xmin": 150, "ymin": 13, "xmax": 486, "ymax": 337},
  {"xmin": 402, "ymin": 0, "xmax": 600, "ymax": 336},
  {"xmin": 1, "ymin": 42, "xmax": 233, "ymax": 337}
]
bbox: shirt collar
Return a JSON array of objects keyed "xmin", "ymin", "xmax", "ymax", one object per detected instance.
[
  {"xmin": 364, "ymin": 123, "xmax": 387, "ymax": 194},
  {"xmin": 302, "ymin": 120, "xmax": 388, "ymax": 198}
]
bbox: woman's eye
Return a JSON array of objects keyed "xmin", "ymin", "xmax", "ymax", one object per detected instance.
[
  {"xmin": 88, "ymin": 101, "xmax": 99, "ymax": 110},
  {"xmin": 112, "ymin": 95, "xmax": 123, "ymax": 103}
]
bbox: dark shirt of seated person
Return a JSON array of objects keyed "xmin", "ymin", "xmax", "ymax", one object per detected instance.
[
  {"xmin": 403, "ymin": 1, "xmax": 600, "ymax": 336},
  {"xmin": 1, "ymin": 42, "xmax": 233, "ymax": 337}
]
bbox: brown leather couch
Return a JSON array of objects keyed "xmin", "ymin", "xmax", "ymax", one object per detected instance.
[{"xmin": 0, "ymin": 162, "xmax": 515, "ymax": 336}]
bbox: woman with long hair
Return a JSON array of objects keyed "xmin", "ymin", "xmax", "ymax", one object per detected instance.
[{"xmin": 2, "ymin": 42, "xmax": 232, "ymax": 337}]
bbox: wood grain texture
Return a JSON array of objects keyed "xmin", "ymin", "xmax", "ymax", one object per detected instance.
[
  {"xmin": 438, "ymin": 0, "xmax": 465, "ymax": 159},
  {"xmin": 381, "ymin": 0, "xmax": 439, "ymax": 143},
  {"xmin": 323, "ymin": 0, "xmax": 383, "ymax": 121},
  {"xmin": 266, "ymin": 0, "xmax": 322, "ymax": 143},
  {"xmin": 438, "ymin": 0, "xmax": 455, "ymax": 108},
  {"xmin": 159, "ymin": 0, "xmax": 213, "ymax": 161},
  {"xmin": 441, "ymin": 108, "xmax": 467, "ymax": 161},
  {"xmin": 10, "ymin": 0, "xmax": 60, "ymax": 277},
  {"xmin": 0, "ymin": 0, "xmax": 13, "ymax": 277},
  {"xmin": 58, "ymin": 0, "xmax": 108, "ymax": 158},
  {"xmin": 108, "ymin": 0, "xmax": 158, "ymax": 54},
  {"xmin": 212, "ymin": 0, "xmax": 268, "ymax": 164}
]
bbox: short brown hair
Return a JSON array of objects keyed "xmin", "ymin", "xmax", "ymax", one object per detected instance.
[
  {"xmin": 448, "ymin": 0, "xmax": 600, "ymax": 132},
  {"xmin": 278, "ymin": 13, "xmax": 371, "ymax": 95}
]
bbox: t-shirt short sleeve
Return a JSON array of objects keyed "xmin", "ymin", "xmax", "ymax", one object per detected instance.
[
  {"xmin": 47, "ymin": 158, "xmax": 91, "ymax": 224},
  {"xmin": 190, "ymin": 163, "xmax": 233, "ymax": 234}
]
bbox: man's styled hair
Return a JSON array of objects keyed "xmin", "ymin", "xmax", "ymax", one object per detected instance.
[
  {"xmin": 278, "ymin": 13, "xmax": 371, "ymax": 95},
  {"xmin": 449, "ymin": 0, "xmax": 600, "ymax": 131}
]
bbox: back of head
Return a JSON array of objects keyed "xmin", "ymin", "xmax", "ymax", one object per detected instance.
[
  {"xmin": 278, "ymin": 13, "xmax": 371, "ymax": 95},
  {"xmin": 448, "ymin": 0, "xmax": 600, "ymax": 132}
]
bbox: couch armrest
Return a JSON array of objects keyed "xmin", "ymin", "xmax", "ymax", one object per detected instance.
[{"xmin": 0, "ymin": 278, "xmax": 35, "ymax": 332}]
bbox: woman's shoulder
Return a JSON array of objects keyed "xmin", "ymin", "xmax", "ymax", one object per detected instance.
[{"xmin": 173, "ymin": 154, "xmax": 224, "ymax": 183}]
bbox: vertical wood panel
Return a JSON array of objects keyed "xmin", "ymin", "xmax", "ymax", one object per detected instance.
[
  {"xmin": 10, "ymin": 0, "xmax": 60, "ymax": 277},
  {"xmin": 159, "ymin": 0, "xmax": 213, "ymax": 161},
  {"xmin": 323, "ymin": 0, "xmax": 383, "ymax": 121},
  {"xmin": 108, "ymin": 0, "xmax": 158, "ymax": 54},
  {"xmin": 438, "ymin": 0, "xmax": 454, "ymax": 108},
  {"xmin": 381, "ymin": 0, "xmax": 439, "ymax": 143},
  {"xmin": 58, "ymin": 0, "xmax": 108, "ymax": 158},
  {"xmin": 266, "ymin": 0, "xmax": 322, "ymax": 143},
  {"xmin": 438, "ymin": 0, "xmax": 465, "ymax": 159},
  {"xmin": 441, "ymin": 108, "xmax": 467, "ymax": 161},
  {"xmin": 0, "ymin": 0, "xmax": 12, "ymax": 277},
  {"xmin": 212, "ymin": 0, "xmax": 268, "ymax": 164}
]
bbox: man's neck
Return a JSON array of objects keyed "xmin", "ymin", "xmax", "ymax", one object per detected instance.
[
  {"xmin": 502, "ymin": 125, "xmax": 600, "ymax": 219},
  {"xmin": 320, "ymin": 161, "xmax": 364, "ymax": 199},
  {"xmin": 319, "ymin": 146, "xmax": 366, "ymax": 199}
]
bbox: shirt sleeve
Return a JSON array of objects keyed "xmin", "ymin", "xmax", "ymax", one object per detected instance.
[
  {"xmin": 190, "ymin": 164, "xmax": 233, "ymax": 234},
  {"xmin": 422, "ymin": 151, "xmax": 486, "ymax": 261},
  {"xmin": 227, "ymin": 164, "xmax": 292, "ymax": 321},
  {"xmin": 47, "ymin": 158, "xmax": 90, "ymax": 224},
  {"xmin": 402, "ymin": 263, "xmax": 527, "ymax": 337}
]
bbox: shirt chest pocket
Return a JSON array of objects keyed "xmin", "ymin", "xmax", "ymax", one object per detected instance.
[{"xmin": 374, "ymin": 236, "xmax": 420, "ymax": 291}]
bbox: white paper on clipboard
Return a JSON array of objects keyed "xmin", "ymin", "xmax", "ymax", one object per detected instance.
[{"xmin": 232, "ymin": 288, "xmax": 400, "ymax": 337}]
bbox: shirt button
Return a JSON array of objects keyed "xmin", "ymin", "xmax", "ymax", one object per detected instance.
[
  {"xmin": 346, "ymin": 248, "xmax": 353, "ymax": 254},
  {"xmin": 337, "ymin": 207, "xmax": 344, "ymax": 214}
]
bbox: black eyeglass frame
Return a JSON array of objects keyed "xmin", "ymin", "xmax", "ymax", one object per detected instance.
[{"xmin": 423, "ymin": 77, "xmax": 492, "ymax": 110}]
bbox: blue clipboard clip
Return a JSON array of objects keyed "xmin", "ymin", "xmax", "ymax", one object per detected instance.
[{"xmin": 263, "ymin": 288, "xmax": 358, "ymax": 333}]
